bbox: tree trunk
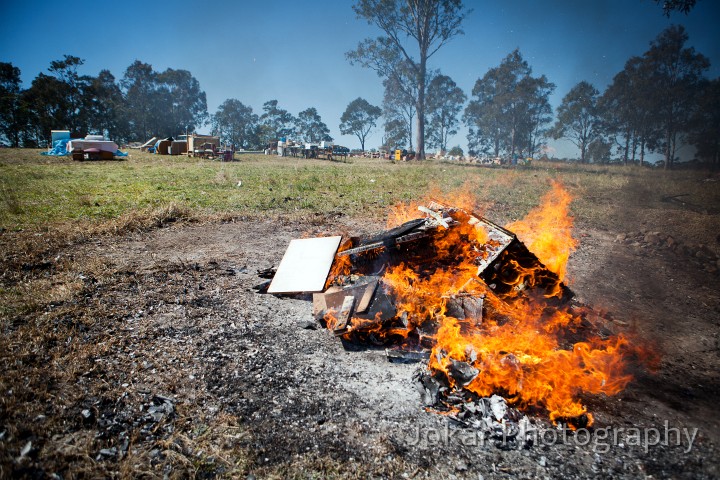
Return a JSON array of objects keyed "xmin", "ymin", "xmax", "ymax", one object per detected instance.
[
  {"xmin": 670, "ymin": 132, "xmax": 677, "ymax": 169},
  {"xmin": 664, "ymin": 128, "xmax": 671, "ymax": 170},
  {"xmin": 623, "ymin": 130, "xmax": 630, "ymax": 166},
  {"xmin": 416, "ymin": 55, "xmax": 427, "ymax": 160},
  {"xmin": 510, "ymin": 126, "xmax": 516, "ymax": 159},
  {"xmin": 640, "ymin": 139, "xmax": 645, "ymax": 167}
]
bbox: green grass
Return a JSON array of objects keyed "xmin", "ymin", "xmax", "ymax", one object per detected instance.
[
  {"xmin": 0, "ymin": 149, "xmax": 519, "ymax": 229},
  {"xmin": 1, "ymin": 149, "xmax": 718, "ymax": 236}
]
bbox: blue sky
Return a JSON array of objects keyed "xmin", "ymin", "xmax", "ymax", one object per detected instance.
[{"xmin": 1, "ymin": 0, "xmax": 719, "ymax": 157}]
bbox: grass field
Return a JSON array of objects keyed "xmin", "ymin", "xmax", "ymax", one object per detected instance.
[{"xmin": 2, "ymin": 148, "xmax": 718, "ymax": 234}]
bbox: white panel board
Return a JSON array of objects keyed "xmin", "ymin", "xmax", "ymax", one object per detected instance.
[{"xmin": 268, "ymin": 236, "xmax": 342, "ymax": 293}]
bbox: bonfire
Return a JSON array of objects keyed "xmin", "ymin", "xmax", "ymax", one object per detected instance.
[{"xmin": 314, "ymin": 183, "xmax": 646, "ymax": 430}]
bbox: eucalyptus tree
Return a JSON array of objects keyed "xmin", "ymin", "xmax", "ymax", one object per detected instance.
[
  {"xmin": 212, "ymin": 99, "xmax": 259, "ymax": 149},
  {"xmin": 340, "ymin": 97, "xmax": 382, "ymax": 151},
  {"xmin": 464, "ymin": 49, "xmax": 553, "ymax": 158},
  {"xmin": 0, "ymin": 62, "xmax": 23, "ymax": 146},
  {"xmin": 688, "ymin": 77, "xmax": 720, "ymax": 168},
  {"xmin": 425, "ymin": 74, "xmax": 466, "ymax": 153},
  {"xmin": 296, "ymin": 107, "xmax": 332, "ymax": 144},
  {"xmin": 259, "ymin": 100, "xmax": 296, "ymax": 145},
  {"xmin": 551, "ymin": 81, "xmax": 602, "ymax": 163},
  {"xmin": 347, "ymin": 0, "xmax": 469, "ymax": 159},
  {"xmin": 643, "ymin": 25, "xmax": 709, "ymax": 169},
  {"xmin": 382, "ymin": 63, "xmax": 420, "ymax": 150}
]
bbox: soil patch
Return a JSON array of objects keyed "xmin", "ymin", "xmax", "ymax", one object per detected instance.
[{"xmin": 1, "ymin": 214, "xmax": 718, "ymax": 478}]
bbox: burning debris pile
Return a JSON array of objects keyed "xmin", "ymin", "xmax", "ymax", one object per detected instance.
[{"xmin": 267, "ymin": 184, "xmax": 642, "ymax": 431}]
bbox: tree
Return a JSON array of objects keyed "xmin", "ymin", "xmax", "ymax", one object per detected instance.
[
  {"xmin": 0, "ymin": 62, "xmax": 23, "ymax": 147},
  {"xmin": 121, "ymin": 61, "xmax": 160, "ymax": 141},
  {"xmin": 86, "ymin": 70, "xmax": 128, "ymax": 141},
  {"xmin": 211, "ymin": 99, "xmax": 259, "ymax": 149},
  {"xmin": 551, "ymin": 81, "xmax": 602, "ymax": 163},
  {"xmin": 155, "ymin": 68, "xmax": 208, "ymax": 135},
  {"xmin": 522, "ymin": 74, "xmax": 555, "ymax": 157},
  {"xmin": 347, "ymin": 0, "xmax": 469, "ymax": 159},
  {"xmin": 121, "ymin": 61, "xmax": 208, "ymax": 140},
  {"xmin": 426, "ymin": 74, "xmax": 465, "ymax": 153},
  {"xmin": 382, "ymin": 118, "xmax": 410, "ymax": 150},
  {"xmin": 22, "ymin": 73, "xmax": 71, "ymax": 145},
  {"xmin": 448, "ymin": 145, "xmax": 463, "ymax": 157},
  {"xmin": 259, "ymin": 100, "xmax": 296, "ymax": 145},
  {"xmin": 598, "ymin": 56, "xmax": 657, "ymax": 166},
  {"xmin": 382, "ymin": 65, "xmax": 421, "ymax": 150},
  {"xmin": 340, "ymin": 97, "xmax": 382, "ymax": 151},
  {"xmin": 688, "ymin": 77, "xmax": 720, "ymax": 168},
  {"xmin": 464, "ymin": 49, "xmax": 554, "ymax": 158},
  {"xmin": 48, "ymin": 55, "xmax": 92, "ymax": 135},
  {"xmin": 655, "ymin": 0, "xmax": 698, "ymax": 16},
  {"xmin": 587, "ymin": 137, "xmax": 613, "ymax": 164},
  {"xmin": 642, "ymin": 25, "xmax": 709, "ymax": 169},
  {"xmin": 296, "ymin": 107, "xmax": 332, "ymax": 144}
]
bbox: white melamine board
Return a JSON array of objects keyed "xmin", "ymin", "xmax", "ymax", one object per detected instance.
[{"xmin": 267, "ymin": 236, "xmax": 342, "ymax": 293}]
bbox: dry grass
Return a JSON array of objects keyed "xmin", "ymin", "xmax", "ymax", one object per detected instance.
[{"xmin": 0, "ymin": 181, "xmax": 22, "ymax": 215}]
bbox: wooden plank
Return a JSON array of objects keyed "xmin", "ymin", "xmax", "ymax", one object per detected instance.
[
  {"xmin": 312, "ymin": 286, "xmax": 343, "ymax": 320},
  {"xmin": 386, "ymin": 349, "xmax": 430, "ymax": 363},
  {"xmin": 462, "ymin": 296, "xmax": 484, "ymax": 326},
  {"xmin": 312, "ymin": 293, "xmax": 328, "ymax": 319},
  {"xmin": 268, "ymin": 236, "xmax": 342, "ymax": 293},
  {"xmin": 334, "ymin": 295, "xmax": 355, "ymax": 332},
  {"xmin": 356, "ymin": 278, "xmax": 378, "ymax": 313}
]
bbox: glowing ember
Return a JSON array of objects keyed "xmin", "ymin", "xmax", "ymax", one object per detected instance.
[{"xmin": 322, "ymin": 184, "xmax": 645, "ymax": 428}]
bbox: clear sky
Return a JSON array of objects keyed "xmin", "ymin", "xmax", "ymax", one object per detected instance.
[{"xmin": 1, "ymin": 0, "xmax": 719, "ymax": 158}]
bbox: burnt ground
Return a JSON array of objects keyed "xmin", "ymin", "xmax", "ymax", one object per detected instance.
[{"xmin": 1, "ymin": 205, "xmax": 719, "ymax": 478}]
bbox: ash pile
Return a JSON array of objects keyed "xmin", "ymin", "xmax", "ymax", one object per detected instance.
[
  {"xmin": 417, "ymin": 370, "xmax": 537, "ymax": 450},
  {"xmin": 261, "ymin": 201, "xmax": 629, "ymax": 433}
]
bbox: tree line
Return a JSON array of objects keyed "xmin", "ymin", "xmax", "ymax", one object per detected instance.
[
  {"xmin": 350, "ymin": 25, "xmax": 717, "ymax": 169},
  {"xmin": 461, "ymin": 24, "xmax": 718, "ymax": 170},
  {"xmin": 0, "ymin": 22, "xmax": 717, "ymax": 168},
  {"xmin": 0, "ymin": 56, "xmax": 340, "ymax": 150},
  {"xmin": 345, "ymin": 0, "xmax": 716, "ymax": 169}
]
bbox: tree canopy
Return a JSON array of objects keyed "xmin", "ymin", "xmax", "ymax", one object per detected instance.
[
  {"xmin": 0, "ymin": 62, "xmax": 23, "ymax": 147},
  {"xmin": 551, "ymin": 81, "xmax": 601, "ymax": 163},
  {"xmin": 464, "ymin": 49, "xmax": 554, "ymax": 158},
  {"xmin": 211, "ymin": 99, "xmax": 259, "ymax": 149},
  {"xmin": 340, "ymin": 97, "xmax": 382, "ymax": 151},
  {"xmin": 1, "ymin": 19, "xmax": 717, "ymax": 170},
  {"xmin": 426, "ymin": 74, "xmax": 466, "ymax": 153},
  {"xmin": 259, "ymin": 100, "xmax": 296, "ymax": 146},
  {"xmin": 296, "ymin": 107, "xmax": 332, "ymax": 144},
  {"xmin": 347, "ymin": 0, "xmax": 469, "ymax": 159}
]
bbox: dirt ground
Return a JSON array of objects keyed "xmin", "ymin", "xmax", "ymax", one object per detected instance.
[{"xmin": 1, "ymin": 196, "xmax": 719, "ymax": 478}]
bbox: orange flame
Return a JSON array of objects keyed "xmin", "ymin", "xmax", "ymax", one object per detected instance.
[
  {"xmin": 505, "ymin": 181, "xmax": 577, "ymax": 281},
  {"xmin": 386, "ymin": 182, "xmax": 482, "ymax": 229},
  {"xmin": 327, "ymin": 184, "xmax": 647, "ymax": 426}
]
